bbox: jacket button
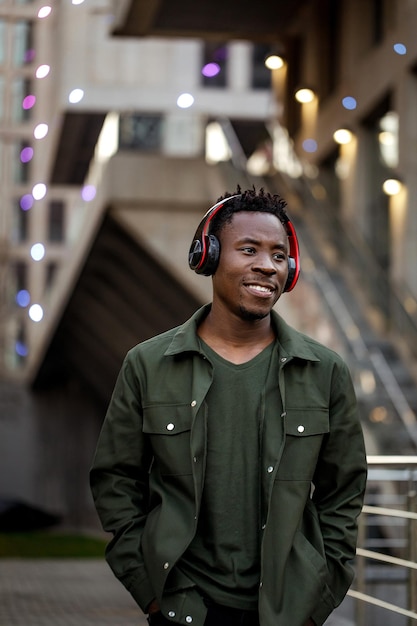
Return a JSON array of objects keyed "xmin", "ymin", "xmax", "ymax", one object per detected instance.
[
  {"xmin": 163, "ymin": 562, "xmax": 169, "ymax": 569},
  {"xmin": 168, "ymin": 611, "xmax": 176, "ymax": 618},
  {"xmin": 191, "ymin": 400, "xmax": 197, "ymax": 407},
  {"xmin": 166, "ymin": 423, "xmax": 175, "ymax": 431},
  {"xmin": 297, "ymin": 425, "xmax": 305, "ymax": 433},
  {"xmin": 267, "ymin": 466, "xmax": 274, "ymax": 473},
  {"xmin": 185, "ymin": 616, "xmax": 193, "ymax": 623},
  {"xmin": 280, "ymin": 357, "xmax": 287, "ymax": 363}
]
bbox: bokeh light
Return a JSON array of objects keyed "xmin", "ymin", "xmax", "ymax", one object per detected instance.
[
  {"xmin": 265, "ymin": 54, "xmax": 284, "ymax": 70},
  {"xmin": 15, "ymin": 341, "xmax": 29, "ymax": 357},
  {"xmin": 29, "ymin": 304, "xmax": 44, "ymax": 322},
  {"xmin": 22, "ymin": 95, "xmax": 36, "ymax": 110},
  {"xmin": 16, "ymin": 290, "xmax": 31, "ymax": 307},
  {"xmin": 31, "ymin": 243, "xmax": 46, "ymax": 261},
  {"xmin": 302, "ymin": 139, "xmax": 318, "ymax": 153},
  {"xmin": 32, "ymin": 183, "xmax": 47, "ymax": 200},
  {"xmin": 38, "ymin": 6, "xmax": 52, "ymax": 19},
  {"xmin": 20, "ymin": 194, "xmax": 34, "ymax": 211},
  {"xmin": 24, "ymin": 49, "xmax": 36, "ymax": 63},
  {"xmin": 34, "ymin": 123, "xmax": 48, "ymax": 139},
  {"xmin": 35, "ymin": 64, "xmax": 50, "ymax": 79},
  {"xmin": 202, "ymin": 63, "xmax": 221, "ymax": 78},
  {"xmin": 177, "ymin": 93, "xmax": 194, "ymax": 109},
  {"xmin": 393, "ymin": 43, "xmax": 407, "ymax": 55},
  {"xmin": 69, "ymin": 88, "xmax": 84, "ymax": 103},
  {"xmin": 20, "ymin": 147, "xmax": 34, "ymax": 163},
  {"xmin": 342, "ymin": 96, "xmax": 357, "ymax": 110},
  {"xmin": 81, "ymin": 185, "xmax": 97, "ymax": 202},
  {"xmin": 333, "ymin": 129, "xmax": 353, "ymax": 144}
]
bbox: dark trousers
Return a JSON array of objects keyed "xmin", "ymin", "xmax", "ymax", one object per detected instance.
[{"xmin": 148, "ymin": 603, "xmax": 260, "ymax": 626}]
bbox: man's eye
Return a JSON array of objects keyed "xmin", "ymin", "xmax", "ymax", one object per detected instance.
[{"xmin": 242, "ymin": 247, "xmax": 255, "ymax": 253}]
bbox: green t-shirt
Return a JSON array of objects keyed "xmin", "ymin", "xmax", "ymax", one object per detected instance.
[{"xmin": 178, "ymin": 339, "xmax": 275, "ymax": 610}]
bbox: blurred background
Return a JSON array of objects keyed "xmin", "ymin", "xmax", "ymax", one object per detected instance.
[{"xmin": 0, "ymin": 1, "xmax": 417, "ymax": 623}]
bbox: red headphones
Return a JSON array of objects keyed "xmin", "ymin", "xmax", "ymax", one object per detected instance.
[{"xmin": 188, "ymin": 195, "xmax": 300, "ymax": 292}]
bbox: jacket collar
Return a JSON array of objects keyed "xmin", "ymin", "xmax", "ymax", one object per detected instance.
[{"xmin": 165, "ymin": 304, "xmax": 320, "ymax": 362}]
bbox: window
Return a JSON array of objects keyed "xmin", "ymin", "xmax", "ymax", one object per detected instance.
[
  {"xmin": 13, "ymin": 20, "xmax": 33, "ymax": 66},
  {"xmin": 45, "ymin": 262, "xmax": 58, "ymax": 289},
  {"xmin": 0, "ymin": 20, "xmax": 5, "ymax": 65},
  {"xmin": 0, "ymin": 76, "xmax": 4, "ymax": 121},
  {"xmin": 201, "ymin": 42, "xmax": 227, "ymax": 88},
  {"xmin": 12, "ymin": 199, "xmax": 29, "ymax": 242},
  {"xmin": 48, "ymin": 200, "xmax": 65, "ymax": 242},
  {"xmin": 12, "ymin": 78, "xmax": 32, "ymax": 122},
  {"xmin": 119, "ymin": 114, "xmax": 163, "ymax": 151},
  {"xmin": 13, "ymin": 141, "xmax": 31, "ymax": 183},
  {"xmin": 14, "ymin": 260, "xmax": 27, "ymax": 291},
  {"xmin": 251, "ymin": 44, "xmax": 271, "ymax": 90}
]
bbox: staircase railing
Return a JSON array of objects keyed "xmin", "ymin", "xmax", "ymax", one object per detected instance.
[{"xmin": 351, "ymin": 456, "xmax": 417, "ymax": 625}]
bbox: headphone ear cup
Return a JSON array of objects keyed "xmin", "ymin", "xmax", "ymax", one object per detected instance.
[
  {"xmin": 197, "ymin": 234, "xmax": 220, "ymax": 275},
  {"xmin": 284, "ymin": 257, "xmax": 296, "ymax": 292},
  {"xmin": 188, "ymin": 239, "xmax": 203, "ymax": 271}
]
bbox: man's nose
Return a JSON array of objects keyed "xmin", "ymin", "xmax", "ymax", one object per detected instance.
[{"xmin": 252, "ymin": 253, "xmax": 276, "ymax": 274}]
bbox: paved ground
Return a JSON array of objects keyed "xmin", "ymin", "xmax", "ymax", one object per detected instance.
[
  {"xmin": 0, "ymin": 559, "xmax": 355, "ymax": 626},
  {"xmin": 0, "ymin": 559, "xmax": 147, "ymax": 626}
]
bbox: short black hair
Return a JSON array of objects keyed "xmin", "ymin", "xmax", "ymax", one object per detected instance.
[{"xmin": 210, "ymin": 186, "xmax": 289, "ymax": 239}]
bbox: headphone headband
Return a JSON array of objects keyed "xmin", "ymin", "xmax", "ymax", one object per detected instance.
[{"xmin": 188, "ymin": 194, "xmax": 300, "ymax": 292}]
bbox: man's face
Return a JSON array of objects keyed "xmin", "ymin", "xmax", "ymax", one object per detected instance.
[{"xmin": 212, "ymin": 211, "xmax": 290, "ymax": 322}]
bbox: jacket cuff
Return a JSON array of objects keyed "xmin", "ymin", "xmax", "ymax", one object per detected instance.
[
  {"xmin": 310, "ymin": 584, "xmax": 336, "ymax": 625},
  {"xmin": 123, "ymin": 569, "xmax": 155, "ymax": 613}
]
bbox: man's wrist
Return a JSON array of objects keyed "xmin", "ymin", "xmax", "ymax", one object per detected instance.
[{"xmin": 147, "ymin": 599, "xmax": 160, "ymax": 615}]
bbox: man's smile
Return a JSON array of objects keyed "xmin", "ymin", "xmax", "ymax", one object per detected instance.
[{"xmin": 244, "ymin": 282, "xmax": 276, "ymax": 297}]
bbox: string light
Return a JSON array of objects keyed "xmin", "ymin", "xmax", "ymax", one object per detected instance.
[
  {"xmin": 382, "ymin": 179, "xmax": 402, "ymax": 196},
  {"xmin": 29, "ymin": 304, "xmax": 44, "ymax": 322},
  {"xmin": 69, "ymin": 88, "xmax": 84, "ymax": 103},
  {"xmin": 32, "ymin": 183, "xmax": 47, "ymax": 200},
  {"xmin": 38, "ymin": 6, "xmax": 52, "ymax": 19},
  {"xmin": 35, "ymin": 64, "xmax": 50, "ymax": 79},
  {"xmin": 295, "ymin": 88, "xmax": 315, "ymax": 103},
  {"xmin": 333, "ymin": 129, "xmax": 353, "ymax": 144},
  {"xmin": 177, "ymin": 93, "xmax": 194, "ymax": 108},
  {"xmin": 265, "ymin": 54, "xmax": 284, "ymax": 70},
  {"xmin": 34, "ymin": 123, "xmax": 49, "ymax": 139}
]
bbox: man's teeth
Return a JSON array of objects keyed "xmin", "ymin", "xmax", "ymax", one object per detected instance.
[{"xmin": 249, "ymin": 284, "xmax": 272, "ymax": 293}]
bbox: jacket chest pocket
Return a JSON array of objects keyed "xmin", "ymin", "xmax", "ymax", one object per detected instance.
[
  {"xmin": 276, "ymin": 409, "xmax": 329, "ymax": 481},
  {"xmin": 143, "ymin": 404, "xmax": 193, "ymax": 476}
]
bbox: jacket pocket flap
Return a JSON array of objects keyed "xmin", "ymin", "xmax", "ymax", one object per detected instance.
[
  {"xmin": 143, "ymin": 403, "xmax": 192, "ymax": 435},
  {"xmin": 285, "ymin": 408, "xmax": 329, "ymax": 437}
]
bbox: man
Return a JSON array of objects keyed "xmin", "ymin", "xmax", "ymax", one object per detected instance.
[{"xmin": 90, "ymin": 188, "xmax": 367, "ymax": 626}]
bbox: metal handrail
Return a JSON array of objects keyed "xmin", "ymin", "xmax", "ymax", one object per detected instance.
[{"xmin": 351, "ymin": 456, "xmax": 417, "ymax": 625}]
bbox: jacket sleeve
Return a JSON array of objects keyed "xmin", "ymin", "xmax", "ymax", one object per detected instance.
[
  {"xmin": 310, "ymin": 359, "xmax": 367, "ymax": 626},
  {"xmin": 89, "ymin": 350, "xmax": 155, "ymax": 612}
]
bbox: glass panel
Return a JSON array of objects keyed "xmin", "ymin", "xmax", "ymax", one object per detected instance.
[
  {"xmin": 11, "ymin": 199, "xmax": 29, "ymax": 242},
  {"xmin": 251, "ymin": 44, "xmax": 271, "ymax": 90},
  {"xmin": 12, "ymin": 141, "xmax": 31, "ymax": 183},
  {"xmin": 0, "ymin": 76, "xmax": 4, "ymax": 121},
  {"xmin": 13, "ymin": 21, "xmax": 34, "ymax": 66},
  {"xmin": 119, "ymin": 114, "xmax": 163, "ymax": 150},
  {"xmin": 11, "ymin": 78, "xmax": 31, "ymax": 122},
  {"xmin": 0, "ymin": 20, "xmax": 5, "ymax": 65},
  {"xmin": 48, "ymin": 200, "xmax": 65, "ymax": 242},
  {"xmin": 201, "ymin": 42, "xmax": 227, "ymax": 88}
]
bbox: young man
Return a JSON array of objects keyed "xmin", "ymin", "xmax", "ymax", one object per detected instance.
[{"xmin": 90, "ymin": 188, "xmax": 367, "ymax": 626}]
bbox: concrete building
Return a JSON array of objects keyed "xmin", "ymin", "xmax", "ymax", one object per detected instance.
[{"xmin": 0, "ymin": 0, "xmax": 417, "ymax": 530}]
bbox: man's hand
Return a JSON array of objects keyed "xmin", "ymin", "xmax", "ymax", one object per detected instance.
[{"xmin": 147, "ymin": 599, "xmax": 160, "ymax": 615}]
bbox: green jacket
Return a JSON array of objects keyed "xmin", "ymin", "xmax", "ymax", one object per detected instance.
[{"xmin": 90, "ymin": 305, "xmax": 367, "ymax": 626}]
